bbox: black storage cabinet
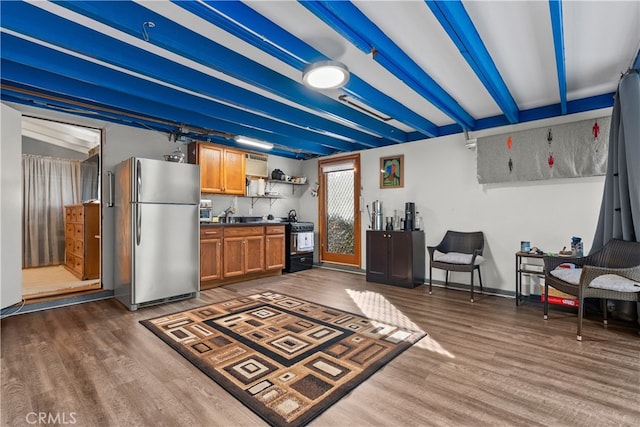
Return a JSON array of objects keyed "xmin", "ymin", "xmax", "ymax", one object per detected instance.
[{"xmin": 366, "ymin": 230, "xmax": 425, "ymax": 288}]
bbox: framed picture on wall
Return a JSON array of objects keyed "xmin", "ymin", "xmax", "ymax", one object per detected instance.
[{"xmin": 380, "ymin": 154, "xmax": 404, "ymax": 188}]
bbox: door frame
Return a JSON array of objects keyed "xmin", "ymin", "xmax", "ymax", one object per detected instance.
[{"xmin": 317, "ymin": 153, "xmax": 361, "ymax": 268}]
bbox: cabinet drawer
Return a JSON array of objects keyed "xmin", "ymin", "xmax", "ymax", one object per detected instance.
[
  {"xmin": 74, "ymin": 224, "xmax": 83, "ymax": 239},
  {"xmin": 200, "ymin": 227, "xmax": 223, "ymax": 238},
  {"xmin": 223, "ymin": 226, "xmax": 263, "ymax": 237},
  {"xmin": 74, "ymin": 240, "xmax": 83, "ymax": 255},
  {"xmin": 265, "ymin": 225, "xmax": 284, "ymax": 235},
  {"xmin": 66, "ymin": 238, "xmax": 75, "ymax": 254},
  {"xmin": 66, "ymin": 223, "xmax": 75, "ymax": 237},
  {"xmin": 73, "ymin": 255, "xmax": 83, "ymax": 272},
  {"xmin": 65, "ymin": 253, "xmax": 75, "ymax": 269},
  {"xmin": 76, "ymin": 208, "xmax": 84, "ymax": 223}
]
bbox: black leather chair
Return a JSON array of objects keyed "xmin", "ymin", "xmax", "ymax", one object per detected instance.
[{"xmin": 427, "ymin": 231, "xmax": 485, "ymax": 302}]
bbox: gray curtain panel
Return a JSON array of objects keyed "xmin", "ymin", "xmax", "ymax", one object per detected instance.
[{"xmin": 591, "ymin": 70, "xmax": 640, "ymax": 252}]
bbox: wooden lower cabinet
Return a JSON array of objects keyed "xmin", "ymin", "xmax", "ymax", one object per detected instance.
[
  {"xmin": 265, "ymin": 226, "xmax": 285, "ymax": 270},
  {"xmin": 200, "ymin": 224, "xmax": 283, "ymax": 289},
  {"xmin": 223, "ymin": 226, "xmax": 264, "ymax": 277},
  {"xmin": 200, "ymin": 228, "xmax": 222, "ymax": 282},
  {"xmin": 366, "ymin": 230, "xmax": 425, "ymax": 288}
]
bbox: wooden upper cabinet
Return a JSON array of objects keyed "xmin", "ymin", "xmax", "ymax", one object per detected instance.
[
  {"xmin": 188, "ymin": 142, "xmax": 245, "ymax": 194},
  {"xmin": 222, "ymin": 148, "xmax": 246, "ymax": 195},
  {"xmin": 198, "ymin": 143, "xmax": 223, "ymax": 193}
]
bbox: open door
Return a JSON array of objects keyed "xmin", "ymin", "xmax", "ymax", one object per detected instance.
[{"xmin": 1, "ymin": 103, "xmax": 23, "ymax": 309}]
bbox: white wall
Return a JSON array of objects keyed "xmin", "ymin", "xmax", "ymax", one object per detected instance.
[
  {"xmin": 5, "ymin": 102, "xmax": 610, "ymax": 297},
  {"xmin": 1, "ymin": 103, "xmax": 23, "ymax": 308},
  {"xmin": 301, "ymin": 108, "xmax": 610, "ymax": 295}
]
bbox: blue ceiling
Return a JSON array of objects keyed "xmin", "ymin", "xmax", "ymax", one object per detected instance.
[{"xmin": 1, "ymin": 1, "xmax": 639, "ymax": 159}]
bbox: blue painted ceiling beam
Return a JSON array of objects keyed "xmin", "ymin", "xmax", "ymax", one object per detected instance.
[
  {"xmin": 549, "ymin": 0, "xmax": 568, "ymax": 115},
  {"xmin": 1, "ymin": 87, "xmax": 178, "ymax": 135},
  {"xmin": 0, "ymin": 34, "xmax": 339, "ymax": 156},
  {"xmin": 301, "ymin": 0, "xmax": 476, "ymax": 130},
  {"xmin": 3, "ymin": 1, "xmax": 382, "ymax": 151},
  {"xmin": 0, "ymin": 63, "xmax": 332, "ymax": 159},
  {"xmin": 404, "ymin": 91, "xmax": 614, "ymax": 142},
  {"xmin": 178, "ymin": 0, "xmax": 439, "ymax": 138},
  {"xmin": 3, "ymin": 85, "xmax": 301, "ymax": 158},
  {"xmin": 426, "ymin": 0, "xmax": 519, "ymax": 124},
  {"xmin": 52, "ymin": 0, "xmax": 405, "ymax": 144}
]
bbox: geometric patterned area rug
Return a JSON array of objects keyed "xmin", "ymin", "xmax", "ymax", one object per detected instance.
[{"xmin": 141, "ymin": 291, "xmax": 426, "ymax": 427}]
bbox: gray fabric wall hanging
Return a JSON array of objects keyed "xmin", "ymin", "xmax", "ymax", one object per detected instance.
[{"xmin": 477, "ymin": 116, "xmax": 610, "ymax": 184}]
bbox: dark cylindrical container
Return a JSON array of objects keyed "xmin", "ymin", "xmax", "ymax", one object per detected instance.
[{"xmin": 404, "ymin": 202, "xmax": 416, "ymax": 231}]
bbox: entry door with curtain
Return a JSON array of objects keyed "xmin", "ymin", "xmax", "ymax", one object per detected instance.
[
  {"xmin": 23, "ymin": 155, "xmax": 81, "ymax": 268},
  {"xmin": 318, "ymin": 154, "xmax": 361, "ymax": 268}
]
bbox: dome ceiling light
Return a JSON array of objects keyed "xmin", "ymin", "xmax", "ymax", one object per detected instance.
[{"xmin": 302, "ymin": 60, "xmax": 350, "ymax": 90}]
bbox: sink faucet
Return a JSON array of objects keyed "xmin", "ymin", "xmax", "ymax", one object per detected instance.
[{"xmin": 223, "ymin": 206, "xmax": 236, "ymax": 221}]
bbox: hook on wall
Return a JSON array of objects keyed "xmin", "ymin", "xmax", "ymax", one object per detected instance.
[{"xmin": 142, "ymin": 21, "xmax": 155, "ymax": 42}]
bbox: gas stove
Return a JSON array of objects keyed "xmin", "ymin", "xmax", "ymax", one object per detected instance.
[
  {"xmin": 286, "ymin": 221, "xmax": 314, "ymax": 232},
  {"xmin": 284, "ymin": 221, "xmax": 314, "ymax": 273}
]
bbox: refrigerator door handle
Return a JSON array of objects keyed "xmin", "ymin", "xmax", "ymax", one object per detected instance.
[
  {"xmin": 136, "ymin": 203, "xmax": 141, "ymax": 245},
  {"xmin": 136, "ymin": 159, "xmax": 142, "ymax": 202},
  {"xmin": 107, "ymin": 171, "xmax": 114, "ymax": 207}
]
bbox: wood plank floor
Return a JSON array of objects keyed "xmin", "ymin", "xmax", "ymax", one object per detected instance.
[{"xmin": 2, "ymin": 268, "xmax": 639, "ymax": 426}]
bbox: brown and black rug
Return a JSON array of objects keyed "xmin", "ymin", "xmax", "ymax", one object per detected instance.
[{"xmin": 141, "ymin": 291, "xmax": 426, "ymax": 426}]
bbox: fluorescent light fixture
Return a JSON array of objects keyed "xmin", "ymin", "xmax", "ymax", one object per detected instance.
[
  {"xmin": 234, "ymin": 135, "xmax": 273, "ymax": 150},
  {"xmin": 303, "ymin": 60, "xmax": 350, "ymax": 90}
]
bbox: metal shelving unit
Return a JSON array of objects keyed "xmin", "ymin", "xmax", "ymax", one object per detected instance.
[{"xmin": 247, "ymin": 179, "xmax": 308, "ymax": 207}]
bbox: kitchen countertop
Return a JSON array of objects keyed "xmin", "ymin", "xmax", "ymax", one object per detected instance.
[{"xmin": 200, "ymin": 220, "xmax": 286, "ymax": 227}]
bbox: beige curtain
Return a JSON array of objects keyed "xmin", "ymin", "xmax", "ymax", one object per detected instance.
[{"xmin": 22, "ymin": 155, "xmax": 81, "ymax": 268}]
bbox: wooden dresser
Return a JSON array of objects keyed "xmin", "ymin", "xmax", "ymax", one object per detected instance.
[{"xmin": 64, "ymin": 203, "xmax": 100, "ymax": 280}]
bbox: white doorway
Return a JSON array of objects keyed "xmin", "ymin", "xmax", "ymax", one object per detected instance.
[{"xmin": 21, "ymin": 116, "xmax": 103, "ymax": 300}]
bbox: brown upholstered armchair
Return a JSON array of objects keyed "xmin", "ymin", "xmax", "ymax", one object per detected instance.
[
  {"xmin": 427, "ymin": 231, "xmax": 485, "ymax": 302},
  {"xmin": 543, "ymin": 239, "xmax": 640, "ymax": 341}
]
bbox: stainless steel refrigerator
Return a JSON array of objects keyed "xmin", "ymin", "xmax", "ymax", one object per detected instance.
[{"xmin": 114, "ymin": 157, "xmax": 200, "ymax": 310}]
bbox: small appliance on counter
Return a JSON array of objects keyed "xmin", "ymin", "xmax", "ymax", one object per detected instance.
[
  {"xmin": 367, "ymin": 200, "xmax": 384, "ymax": 230},
  {"xmin": 199, "ymin": 200, "xmax": 213, "ymax": 222},
  {"xmin": 404, "ymin": 202, "xmax": 416, "ymax": 231}
]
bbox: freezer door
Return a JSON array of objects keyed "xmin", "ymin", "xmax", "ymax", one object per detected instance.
[
  {"xmin": 133, "ymin": 157, "xmax": 200, "ymax": 204},
  {"xmin": 132, "ymin": 203, "xmax": 199, "ymax": 304}
]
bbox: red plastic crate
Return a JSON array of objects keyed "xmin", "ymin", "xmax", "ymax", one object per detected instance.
[{"xmin": 540, "ymin": 294, "xmax": 579, "ymax": 307}]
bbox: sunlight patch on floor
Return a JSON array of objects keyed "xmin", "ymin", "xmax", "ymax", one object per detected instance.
[{"xmin": 345, "ymin": 289, "xmax": 455, "ymax": 358}]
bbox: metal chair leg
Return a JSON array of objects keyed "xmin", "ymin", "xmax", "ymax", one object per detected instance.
[
  {"xmin": 543, "ymin": 283, "xmax": 549, "ymax": 320},
  {"xmin": 470, "ymin": 270, "xmax": 475, "ymax": 303},
  {"xmin": 429, "ymin": 265, "xmax": 433, "ymax": 295},
  {"xmin": 603, "ymin": 299, "xmax": 608, "ymax": 325},
  {"xmin": 477, "ymin": 267, "xmax": 483, "ymax": 292},
  {"xmin": 577, "ymin": 293, "xmax": 584, "ymax": 341}
]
